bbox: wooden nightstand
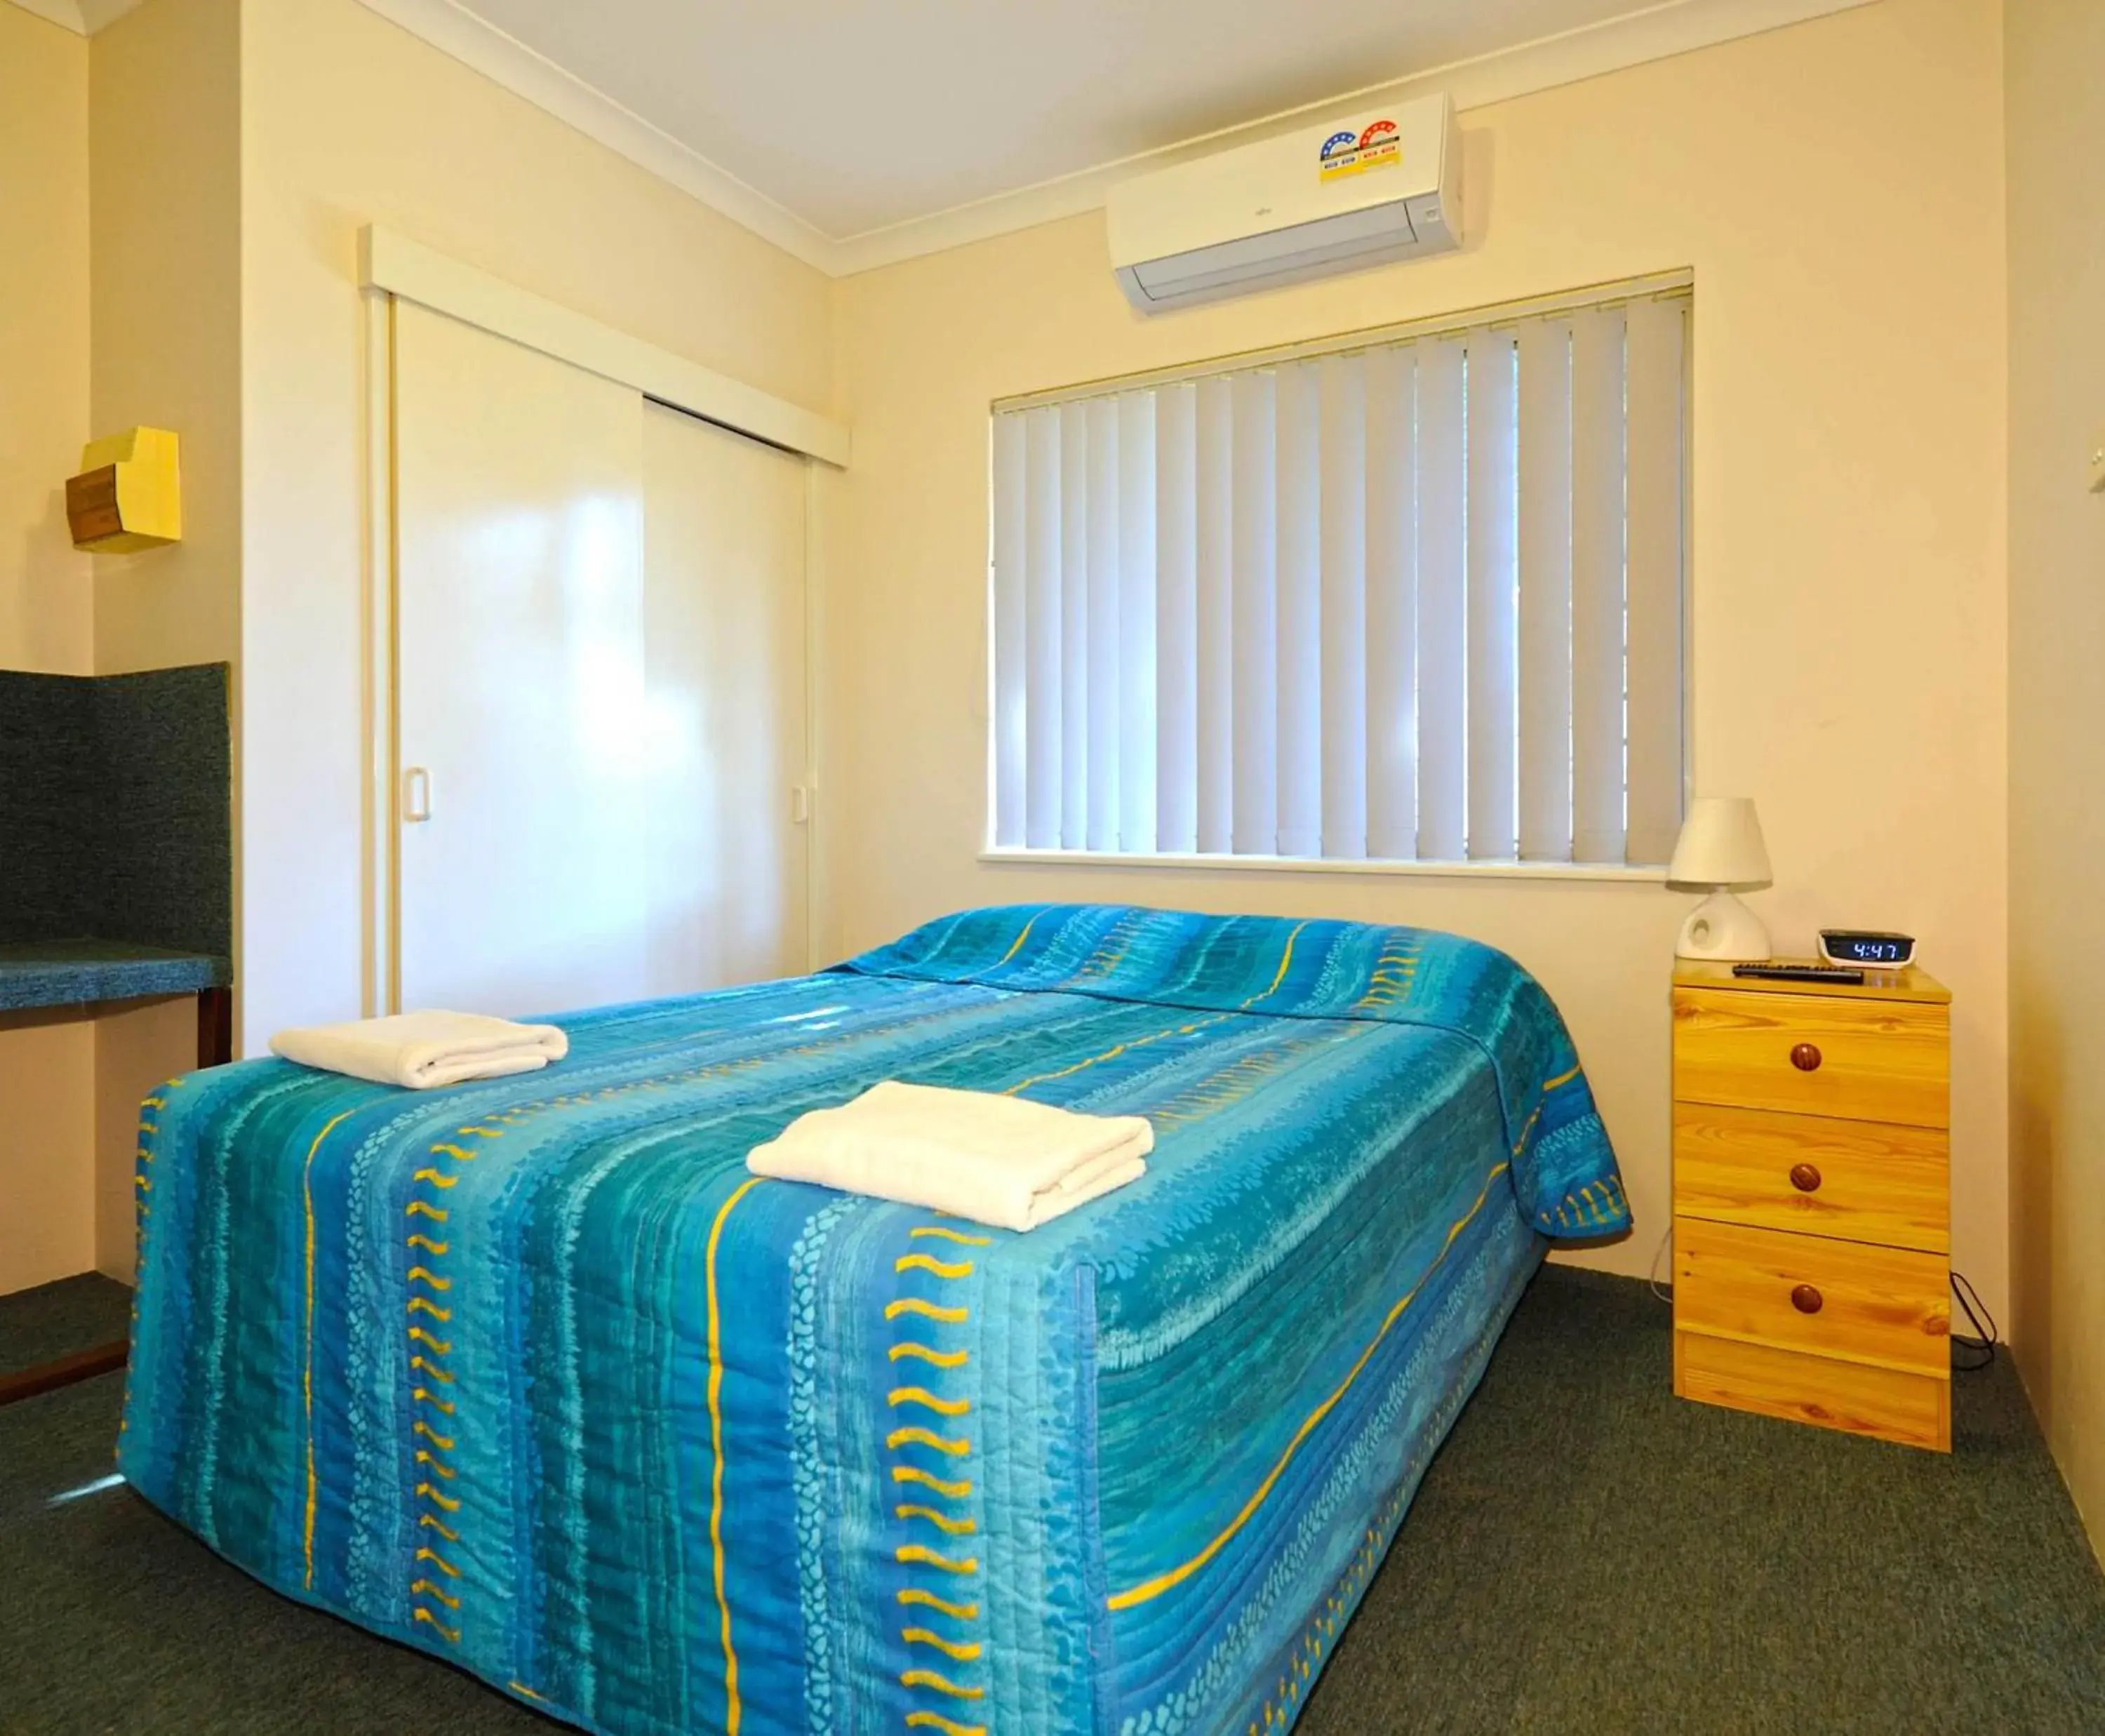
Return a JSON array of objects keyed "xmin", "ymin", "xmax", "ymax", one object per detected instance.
[{"xmin": 1669, "ymin": 959, "xmax": 1952, "ymax": 1452}]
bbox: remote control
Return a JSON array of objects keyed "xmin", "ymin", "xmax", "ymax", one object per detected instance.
[{"xmin": 1731, "ymin": 963, "xmax": 1866, "ymax": 984}]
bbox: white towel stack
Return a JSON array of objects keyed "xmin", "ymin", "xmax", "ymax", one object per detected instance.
[
  {"xmin": 747, "ymin": 1080, "xmax": 1151, "ymax": 1232},
  {"xmin": 269, "ymin": 1010, "xmax": 568, "ymax": 1090}
]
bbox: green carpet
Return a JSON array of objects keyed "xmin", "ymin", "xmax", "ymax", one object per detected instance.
[
  {"xmin": 0, "ymin": 1274, "xmax": 131, "ymax": 1381},
  {"xmin": 2, "ymin": 1266, "xmax": 2099, "ymax": 1734}
]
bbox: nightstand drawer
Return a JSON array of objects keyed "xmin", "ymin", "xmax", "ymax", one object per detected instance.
[
  {"xmin": 1674, "ymin": 1332, "xmax": 1950, "ymax": 1450},
  {"xmin": 1673, "ymin": 1103, "xmax": 1949, "ymax": 1252},
  {"xmin": 1673, "ymin": 1217, "xmax": 1949, "ymax": 1375},
  {"xmin": 1672, "ymin": 987, "xmax": 1949, "ymax": 1128}
]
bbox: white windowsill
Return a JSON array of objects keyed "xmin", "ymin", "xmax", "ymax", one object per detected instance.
[{"xmin": 977, "ymin": 848, "xmax": 1668, "ymax": 884}]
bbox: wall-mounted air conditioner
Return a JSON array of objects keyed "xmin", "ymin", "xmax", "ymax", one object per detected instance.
[{"xmin": 1106, "ymin": 93, "xmax": 1462, "ymax": 314}]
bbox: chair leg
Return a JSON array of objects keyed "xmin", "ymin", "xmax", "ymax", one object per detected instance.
[{"xmin": 196, "ymin": 986, "xmax": 233, "ymax": 1068}]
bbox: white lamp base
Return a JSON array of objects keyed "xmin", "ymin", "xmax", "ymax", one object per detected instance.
[{"xmin": 1675, "ymin": 890, "xmax": 1771, "ymax": 962}]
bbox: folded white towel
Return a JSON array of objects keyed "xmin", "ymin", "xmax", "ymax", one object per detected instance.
[
  {"xmin": 747, "ymin": 1080, "xmax": 1151, "ymax": 1232},
  {"xmin": 269, "ymin": 1010, "xmax": 568, "ymax": 1090}
]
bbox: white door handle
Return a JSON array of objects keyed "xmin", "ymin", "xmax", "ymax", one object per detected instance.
[
  {"xmin": 403, "ymin": 766, "xmax": 434, "ymax": 823},
  {"xmin": 790, "ymin": 784, "xmax": 810, "ymax": 824}
]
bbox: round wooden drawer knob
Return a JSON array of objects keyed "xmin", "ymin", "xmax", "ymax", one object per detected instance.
[
  {"xmin": 1790, "ymin": 1042, "xmax": 1823, "ymax": 1072},
  {"xmin": 1789, "ymin": 1162, "xmax": 1823, "ymax": 1193},
  {"xmin": 1791, "ymin": 1283, "xmax": 1824, "ymax": 1314}
]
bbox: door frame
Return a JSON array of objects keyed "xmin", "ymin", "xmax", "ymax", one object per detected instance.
[{"xmin": 362, "ymin": 287, "xmax": 399, "ymax": 1018}]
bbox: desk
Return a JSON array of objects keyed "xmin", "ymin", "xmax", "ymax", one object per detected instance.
[
  {"xmin": 0, "ymin": 662, "xmax": 233, "ymax": 1401},
  {"xmin": 0, "ymin": 944, "xmax": 232, "ymax": 1406},
  {"xmin": 0, "ymin": 940, "xmax": 231, "ymax": 1066}
]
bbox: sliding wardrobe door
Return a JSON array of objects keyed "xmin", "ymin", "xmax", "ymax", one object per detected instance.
[
  {"xmin": 641, "ymin": 401, "xmax": 809, "ymax": 991},
  {"xmin": 394, "ymin": 301, "xmax": 649, "ymax": 1016}
]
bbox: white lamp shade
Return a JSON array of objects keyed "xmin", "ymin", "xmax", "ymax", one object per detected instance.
[{"xmin": 1667, "ymin": 797, "xmax": 1772, "ymax": 891}]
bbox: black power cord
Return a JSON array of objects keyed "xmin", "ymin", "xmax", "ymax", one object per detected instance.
[{"xmin": 1951, "ymin": 1269, "xmax": 1998, "ymax": 1373}]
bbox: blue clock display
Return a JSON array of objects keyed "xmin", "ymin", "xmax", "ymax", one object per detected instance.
[{"xmin": 1818, "ymin": 929, "xmax": 1916, "ymax": 968}]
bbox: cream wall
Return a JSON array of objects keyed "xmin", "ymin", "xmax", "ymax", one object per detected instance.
[
  {"xmin": 0, "ymin": 1014, "xmax": 99, "ymax": 1293},
  {"xmin": 831, "ymin": 0, "xmax": 2012, "ymax": 1304},
  {"xmin": 236, "ymin": 0, "xmax": 837, "ymax": 1053},
  {"xmin": 0, "ymin": 2, "xmax": 92, "ymax": 674},
  {"xmin": 0, "ymin": 3, "xmax": 97, "ymax": 1295},
  {"xmin": 89, "ymin": 0, "xmax": 243, "ymax": 678},
  {"xmin": 2007, "ymin": 0, "xmax": 2105, "ymax": 1549}
]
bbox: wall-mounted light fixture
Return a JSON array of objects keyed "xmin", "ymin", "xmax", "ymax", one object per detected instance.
[{"xmin": 67, "ymin": 427, "xmax": 182, "ymax": 552}]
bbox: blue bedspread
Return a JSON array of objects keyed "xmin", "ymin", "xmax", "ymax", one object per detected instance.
[{"xmin": 120, "ymin": 904, "xmax": 1627, "ymax": 1735}]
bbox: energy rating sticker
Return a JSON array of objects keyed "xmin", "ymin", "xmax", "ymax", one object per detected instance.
[{"xmin": 1318, "ymin": 119, "xmax": 1401, "ymax": 182}]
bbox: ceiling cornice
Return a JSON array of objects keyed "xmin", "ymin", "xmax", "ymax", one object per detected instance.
[
  {"xmin": 10, "ymin": 0, "xmax": 151, "ymax": 35},
  {"xmin": 352, "ymin": 0, "xmax": 840, "ymax": 271},
  {"xmin": 8, "ymin": 0, "xmax": 86, "ymax": 32},
  {"xmin": 27, "ymin": 0, "xmax": 1876, "ymax": 273},
  {"xmin": 359, "ymin": 0, "xmax": 1873, "ymax": 276}
]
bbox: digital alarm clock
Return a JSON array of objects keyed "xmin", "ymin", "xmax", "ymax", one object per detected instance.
[{"xmin": 1817, "ymin": 928, "xmax": 1917, "ymax": 968}]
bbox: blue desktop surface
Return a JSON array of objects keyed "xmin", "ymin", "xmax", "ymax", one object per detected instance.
[{"xmin": 0, "ymin": 939, "xmax": 225, "ymax": 1012}]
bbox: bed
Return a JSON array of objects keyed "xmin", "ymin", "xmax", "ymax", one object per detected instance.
[{"xmin": 120, "ymin": 902, "xmax": 1628, "ymax": 1736}]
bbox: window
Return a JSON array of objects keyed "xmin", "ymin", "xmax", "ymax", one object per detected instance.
[{"xmin": 987, "ymin": 282, "xmax": 1690, "ymax": 868}]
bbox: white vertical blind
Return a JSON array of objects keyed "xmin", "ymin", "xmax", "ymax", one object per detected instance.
[
  {"xmin": 1623, "ymin": 297, "xmax": 1687, "ymax": 869},
  {"xmin": 1364, "ymin": 343, "xmax": 1418, "ymax": 861},
  {"xmin": 1569, "ymin": 306, "xmax": 1626, "ymax": 866},
  {"xmin": 991, "ymin": 411, "xmax": 1028, "ymax": 851},
  {"xmin": 1317, "ymin": 352, "xmax": 1368, "ymax": 860},
  {"xmin": 1116, "ymin": 392, "xmax": 1158, "ymax": 855},
  {"xmin": 1154, "ymin": 385, "xmax": 1198, "ymax": 853},
  {"xmin": 1084, "ymin": 396, "xmax": 1121, "ymax": 852},
  {"xmin": 1194, "ymin": 378, "xmax": 1234, "ymax": 855},
  {"xmin": 1465, "ymin": 330, "xmax": 1518, "ymax": 861},
  {"xmin": 1021, "ymin": 406, "xmax": 1061, "ymax": 849},
  {"xmin": 989, "ymin": 288, "xmax": 1689, "ymax": 866},
  {"xmin": 1229, "ymin": 370, "xmax": 1278, "ymax": 856},
  {"xmin": 1415, "ymin": 337, "xmax": 1468, "ymax": 863},
  {"xmin": 1057, "ymin": 407, "xmax": 1089, "ymax": 849},
  {"xmin": 1274, "ymin": 361, "xmax": 1323, "ymax": 860},
  {"xmin": 1516, "ymin": 317, "xmax": 1574, "ymax": 862}
]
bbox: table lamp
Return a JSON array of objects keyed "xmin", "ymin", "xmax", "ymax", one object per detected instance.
[{"xmin": 1667, "ymin": 796, "xmax": 1772, "ymax": 961}]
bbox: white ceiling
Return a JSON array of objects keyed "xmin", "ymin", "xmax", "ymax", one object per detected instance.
[{"xmin": 452, "ymin": 0, "xmax": 1657, "ymax": 243}]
